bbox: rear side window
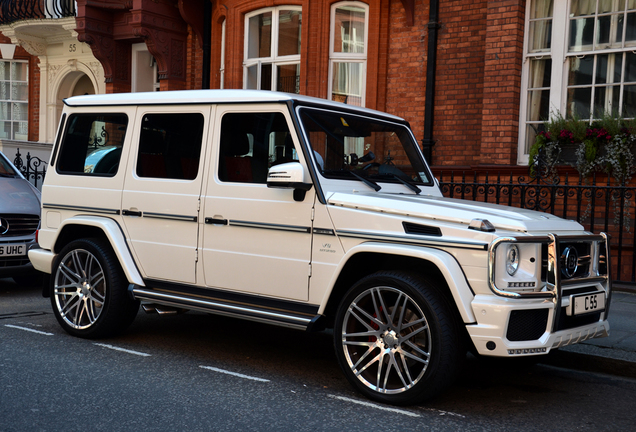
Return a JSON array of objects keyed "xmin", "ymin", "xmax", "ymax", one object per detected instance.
[
  {"xmin": 56, "ymin": 114, "xmax": 128, "ymax": 176},
  {"xmin": 136, "ymin": 113, "xmax": 204, "ymax": 180}
]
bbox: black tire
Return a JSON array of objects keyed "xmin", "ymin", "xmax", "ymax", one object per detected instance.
[
  {"xmin": 50, "ymin": 238, "xmax": 139, "ymax": 338},
  {"xmin": 333, "ymin": 271, "xmax": 463, "ymax": 405}
]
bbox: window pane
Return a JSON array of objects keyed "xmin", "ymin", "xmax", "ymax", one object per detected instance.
[
  {"xmin": 567, "ymin": 87, "xmax": 592, "ymax": 118},
  {"xmin": 331, "ymin": 62, "xmax": 363, "ymax": 106},
  {"xmin": 595, "ymin": 54, "xmax": 623, "ymax": 84},
  {"xmin": 277, "ymin": 63, "xmax": 299, "ymax": 93},
  {"xmin": 622, "ymin": 84, "xmax": 636, "ymax": 115},
  {"xmin": 596, "ymin": 14, "xmax": 624, "ymax": 47},
  {"xmin": 599, "ymin": 0, "xmax": 625, "ymax": 13},
  {"xmin": 0, "ymin": 82, "xmax": 9, "ymax": 100},
  {"xmin": 248, "ymin": 12, "xmax": 272, "ymax": 59},
  {"xmin": 0, "ymin": 62, "xmax": 9, "ymax": 80},
  {"xmin": 614, "ymin": 53, "xmax": 623, "ymax": 82},
  {"xmin": 630, "ymin": 0, "xmax": 636, "ymax": 10},
  {"xmin": 260, "ymin": 63, "xmax": 272, "ymax": 90},
  {"xmin": 569, "ymin": 56, "xmax": 594, "ymax": 85},
  {"xmin": 529, "ymin": 58, "xmax": 552, "ymax": 88},
  {"xmin": 529, "ymin": 20, "xmax": 552, "ymax": 51},
  {"xmin": 278, "ymin": 10, "xmax": 301, "ymax": 56},
  {"xmin": 596, "ymin": 54, "xmax": 609, "ymax": 83},
  {"xmin": 13, "ymin": 121, "xmax": 27, "ymax": 141},
  {"xmin": 246, "ymin": 64, "xmax": 258, "ymax": 89},
  {"xmin": 626, "ymin": 51, "xmax": 636, "ymax": 80},
  {"xmin": 626, "ymin": 12, "xmax": 636, "ymax": 43},
  {"xmin": 571, "ymin": 0, "xmax": 597, "ymax": 16},
  {"xmin": 0, "ymin": 121, "xmax": 9, "ymax": 138},
  {"xmin": 527, "ymin": 90, "xmax": 551, "ymax": 121},
  {"xmin": 57, "ymin": 114, "xmax": 128, "ymax": 176},
  {"xmin": 10, "ymin": 62, "xmax": 27, "ymax": 81},
  {"xmin": 594, "ymin": 86, "xmax": 607, "ymax": 115},
  {"xmin": 531, "ymin": 0, "xmax": 553, "ymax": 19},
  {"xmin": 0, "ymin": 101, "xmax": 10, "ymax": 120},
  {"xmin": 570, "ymin": 17, "xmax": 595, "ymax": 50},
  {"xmin": 136, "ymin": 113, "xmax": 204, "ymax": 180},
  {"xmin": 333, "ymin": 6, "xmax": 366, "ymax": 54},
  {"xmin": 593, "ymin": 85, "xmax": 620, "ymax": 115},
  {"xmin": 12, "ymin": 82, "xmax": 28, "ymax": 101},
  {"xmin": 12, "ymin": 102, "xmax": 27, "ymax": 121}
]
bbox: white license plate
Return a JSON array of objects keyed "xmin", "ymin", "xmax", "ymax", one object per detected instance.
[
  {"xmin": 0, "ymin": 244, "xmax": 26, "ymax": 257},
  {"xmin": 573, "ymin": 293, "xmax": 605, "ymax": 315}
]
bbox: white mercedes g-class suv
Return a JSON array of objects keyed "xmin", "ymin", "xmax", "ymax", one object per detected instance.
[{"xmin": 29, "ymin": 90, "xmax": 611, "ymax": 405}]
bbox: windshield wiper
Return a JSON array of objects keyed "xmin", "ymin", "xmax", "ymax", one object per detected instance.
[
  {"xmin": 386, "ymin": 173, "xmax": 421, "ymax": 194},
  {"xmin": 350, "ymin": 170, "xmax": 381, "ymax": 191},
  {"xmin": 0, "ymin": 172, "xmax": 17, "ymax": 178}
]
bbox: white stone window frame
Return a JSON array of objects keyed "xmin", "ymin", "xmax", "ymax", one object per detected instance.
[
  {"xmin": 328, "ymin": 1, "xmax": 369, "ymax": 107},
  {"xmin": 0, "ymin": 59, "xmax": 29, "ymax": 141},
  {"xmin": 243, "ymin": 6, "xmax": 302, "ymax": 92},
  {"xmin": 519, "ymin": 0, "xmax": 636, "ymax": 164}
]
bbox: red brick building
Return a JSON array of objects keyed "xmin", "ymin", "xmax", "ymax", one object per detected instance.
[{"xmin": 2, "ymin": 0, "xmax": 636, "ymax": 172}]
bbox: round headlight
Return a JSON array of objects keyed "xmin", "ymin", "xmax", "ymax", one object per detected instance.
[{"xmin": 506, "ymin": 244, "xmax": 519, "ymax": 276}]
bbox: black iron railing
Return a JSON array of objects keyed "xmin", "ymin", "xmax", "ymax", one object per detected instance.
[
  {"xmin": 0, "ymin": 0, "xmax": 75, "ymax": 24},
  {"xmin": 13, "ymin": 148, "xmax": 46, "ymax": 189},
  {"xmin": 438, "ymin": 167, "xmax": 636, "ymax": 286}
]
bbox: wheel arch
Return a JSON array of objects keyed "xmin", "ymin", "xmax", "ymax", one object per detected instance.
[
  {"xmin": 52, "ymin": 216, "xmax": 144, "ymax": 286},
  {"xmin": 319, "ymin": 243, "xmax": 476, "ymax": 327}
]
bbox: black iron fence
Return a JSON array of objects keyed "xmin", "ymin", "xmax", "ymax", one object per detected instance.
[
  {"xmin": 438, "ymin": 168, "xmax": 636, "ymax": 287},
  {"xmin": 0, "ymin": 0, "xmax": 75, "ymax": 24},
  {"xmin": 13, "ymin": 148, "xmax": 47, "ymax": 189}
]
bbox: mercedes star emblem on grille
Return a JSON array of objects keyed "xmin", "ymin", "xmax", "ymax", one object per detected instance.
[
  {"xmin": 561, "ymin": 245, "xmax": 579, "ymax": 278},
  {"xmin": 0, "ymin": 217, "xmax": 9, "ymax": 235}
]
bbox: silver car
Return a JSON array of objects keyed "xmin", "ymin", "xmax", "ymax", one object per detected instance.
[{"xmin": 0, "ymin": 150, "xmax": 41, "ymax": 285}]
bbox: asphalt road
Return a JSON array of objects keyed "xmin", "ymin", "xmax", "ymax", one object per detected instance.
[{"xmin": 2, "ymin": 278, "xmax": 635, "ymax": 431}]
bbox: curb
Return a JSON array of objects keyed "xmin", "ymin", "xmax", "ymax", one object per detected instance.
[{"xmin": 539, "ymin": 349, "xmax": 636, "ymax": 380}]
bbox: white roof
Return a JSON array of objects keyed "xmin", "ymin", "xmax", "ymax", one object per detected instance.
[{"xmin": 63, "ymin": 89, "xmax": 404, "ymax": 121}]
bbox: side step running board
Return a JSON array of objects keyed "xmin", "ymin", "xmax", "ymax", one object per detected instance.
[
  {"xmin": 130, "ymin": 285, "xmax": 319, "ymax": 331},
  {"xmin": 141, "ymin": 304, "xmax": 188, "ymax": 315}
]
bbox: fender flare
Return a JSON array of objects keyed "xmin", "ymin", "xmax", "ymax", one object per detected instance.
[
  {"xmin": 53, "ymin": 215, "xmax": 144, "ymax": 286},
  {"xmin": 318, "ymin": 242, "xmax": 477, "ymax": 323}
]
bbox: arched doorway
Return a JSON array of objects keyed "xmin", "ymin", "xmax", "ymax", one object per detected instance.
[
  {"xmin": 53, "ymin": 71, "xmax": 96, "ymax": 137},
  {"xmin": 70, "ymin": 74, "xmax": 95, "ymax": 96}
]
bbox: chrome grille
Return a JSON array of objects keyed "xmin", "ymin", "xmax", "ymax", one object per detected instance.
[
  {"xmin": 0, "ymin": 214, "xmax": 40, "ymax": 237},
  {"xmin": 541, "ymin": 241, "xmax": 594, "ymax": 281}
]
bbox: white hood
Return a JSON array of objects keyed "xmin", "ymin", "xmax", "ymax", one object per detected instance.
[{"xmin": 326, "ymin": 192, "xmax": 583, "ymax": 233}]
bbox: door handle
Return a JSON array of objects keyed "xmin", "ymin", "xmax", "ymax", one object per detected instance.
[
  {"xmin": 205, "ymin": 217, "xmax": 228, "ymax": 225},
  {"xmin": 122, "ymin": 209, "xmax": 143, "ymax": 217}
]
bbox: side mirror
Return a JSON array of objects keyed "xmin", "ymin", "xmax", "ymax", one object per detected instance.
[{"xmin": 267, "ymin": 162, "xmax": 313, "ymax": 201}]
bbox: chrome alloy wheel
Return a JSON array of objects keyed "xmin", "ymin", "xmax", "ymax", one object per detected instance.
[
  {"xmin": 54, "ymin": 249, "xmax": 107, "ymax": 330},
  {"xmin": 340, "ymin": 286, "xmax": 432, "ymax": 394}
]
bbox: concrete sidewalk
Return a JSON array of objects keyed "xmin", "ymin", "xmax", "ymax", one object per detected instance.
[{"xmin": 541, "ymin": 290, "xmax": 636, "ymax": 379}]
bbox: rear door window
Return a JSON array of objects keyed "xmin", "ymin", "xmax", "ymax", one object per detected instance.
[{"xmin": 136, "ymin": 113, "xmax": 204, "ymax": 180}]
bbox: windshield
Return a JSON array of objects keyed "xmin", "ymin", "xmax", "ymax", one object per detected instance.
[
  {"xmin": 0, "ymin": 152, "xmax": 18, "ymax": 177},
  {"xmin": 298, "ymin": 108, "xmax": 432, "ymax": 188}
]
